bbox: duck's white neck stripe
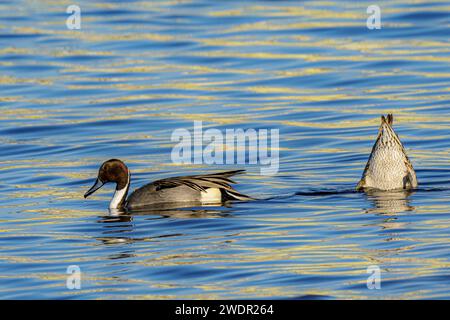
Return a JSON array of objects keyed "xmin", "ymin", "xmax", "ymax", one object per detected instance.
[{"xmin": 109, "ymin": 172, "xmax": 130, "ymax": 209}]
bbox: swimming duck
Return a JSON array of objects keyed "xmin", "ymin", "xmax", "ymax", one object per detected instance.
[
  {"xmin": 357, "ymin": 114, "xmax": 418, "ymax": 191},
  {"xmin": 84, "ymin": 159, "xmax": 253, "ymax": 209}
]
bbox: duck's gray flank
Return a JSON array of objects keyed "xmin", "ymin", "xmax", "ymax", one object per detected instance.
[{"xmin": 126, "ymin": 169, "xmax": 254, "ymax": 209}]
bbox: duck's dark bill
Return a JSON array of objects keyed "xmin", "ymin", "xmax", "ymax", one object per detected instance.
[{"xmin": 84, "ymin": 179, "xmax": 105, "ymax": 198}]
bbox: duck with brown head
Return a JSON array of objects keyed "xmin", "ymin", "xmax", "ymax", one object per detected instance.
[
  {"xmin": 84, "ymin": 159, "xmax": 253, "ymax": 210},
  {"xmin": 84, "ymin": 159, "xmax": 130, "ymax": 209}
]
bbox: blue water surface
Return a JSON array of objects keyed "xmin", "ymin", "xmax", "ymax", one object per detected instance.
[{"xmin": 0, "ymin": 0, "xmax": 449, "ymax": 299}]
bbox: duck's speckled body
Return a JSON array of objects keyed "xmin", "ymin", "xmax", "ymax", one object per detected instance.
[{"xmin": 357, "ymin": 114, "xmax": 417, "ymax": 191}]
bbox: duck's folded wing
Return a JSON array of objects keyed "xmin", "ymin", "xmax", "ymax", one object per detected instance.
[{"xmin": 153, "ymin": 170, "xmax": 254, "ymax": 201}]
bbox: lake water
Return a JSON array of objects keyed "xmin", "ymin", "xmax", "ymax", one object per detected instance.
[{"xmin": 0, "ymin": 0, "xmax": 449, "ymax": 299}]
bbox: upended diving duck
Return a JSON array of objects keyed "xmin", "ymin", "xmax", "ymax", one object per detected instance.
[
  {"xmin": 357, "ymin": 114, "xmax": 418, "ymax": 191},
  {"xmin": 84, "ymin": 159, "xmax": 253, "ymax": 210}
]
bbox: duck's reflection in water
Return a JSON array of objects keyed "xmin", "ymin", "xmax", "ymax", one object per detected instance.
[
  {"xmin": 358, "ymin": 189, "xmax": 416, "ymax": 273},
  {"xmin": 364, "ymin": 189, "xmax": 415, "ymax": 216},
  {"xmin": 95, "ymin": 205, "xmax": 233, "ymax": 249},
  {"xmin": 362, "ymin": 188, "xmax": 416, "ymax": 255},
  {"xmin": 121, "ymin": 202, "xmax": 234, "ymax": 218}
]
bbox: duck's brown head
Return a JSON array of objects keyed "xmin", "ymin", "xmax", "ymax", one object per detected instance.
[{"xmin": 84, "ymin": 159, "xmax": 129, "ymax": 198}]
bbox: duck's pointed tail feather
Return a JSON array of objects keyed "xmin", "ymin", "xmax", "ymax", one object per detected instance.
[{"xmin": 222, "ymin": 188, "xmax": 256, "ymax": 201}]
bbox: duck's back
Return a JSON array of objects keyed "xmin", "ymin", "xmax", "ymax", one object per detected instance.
[{"xmin": 126, "ymin": 183, "xmax": 202, "ymax": 209}]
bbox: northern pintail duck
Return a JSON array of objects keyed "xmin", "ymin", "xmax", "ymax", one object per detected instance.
[
  {"xmin": 84, "ymin": 159, "xmax": 253, "ymax": 209},
  {"xmin": 357, "ymin": 114, "xmax": 418, "ymax": 191}
]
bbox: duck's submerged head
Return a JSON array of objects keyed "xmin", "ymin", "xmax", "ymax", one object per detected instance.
[{"xmin": 84, "ymin": 159, "xmax": 130, "ymax": 208}]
